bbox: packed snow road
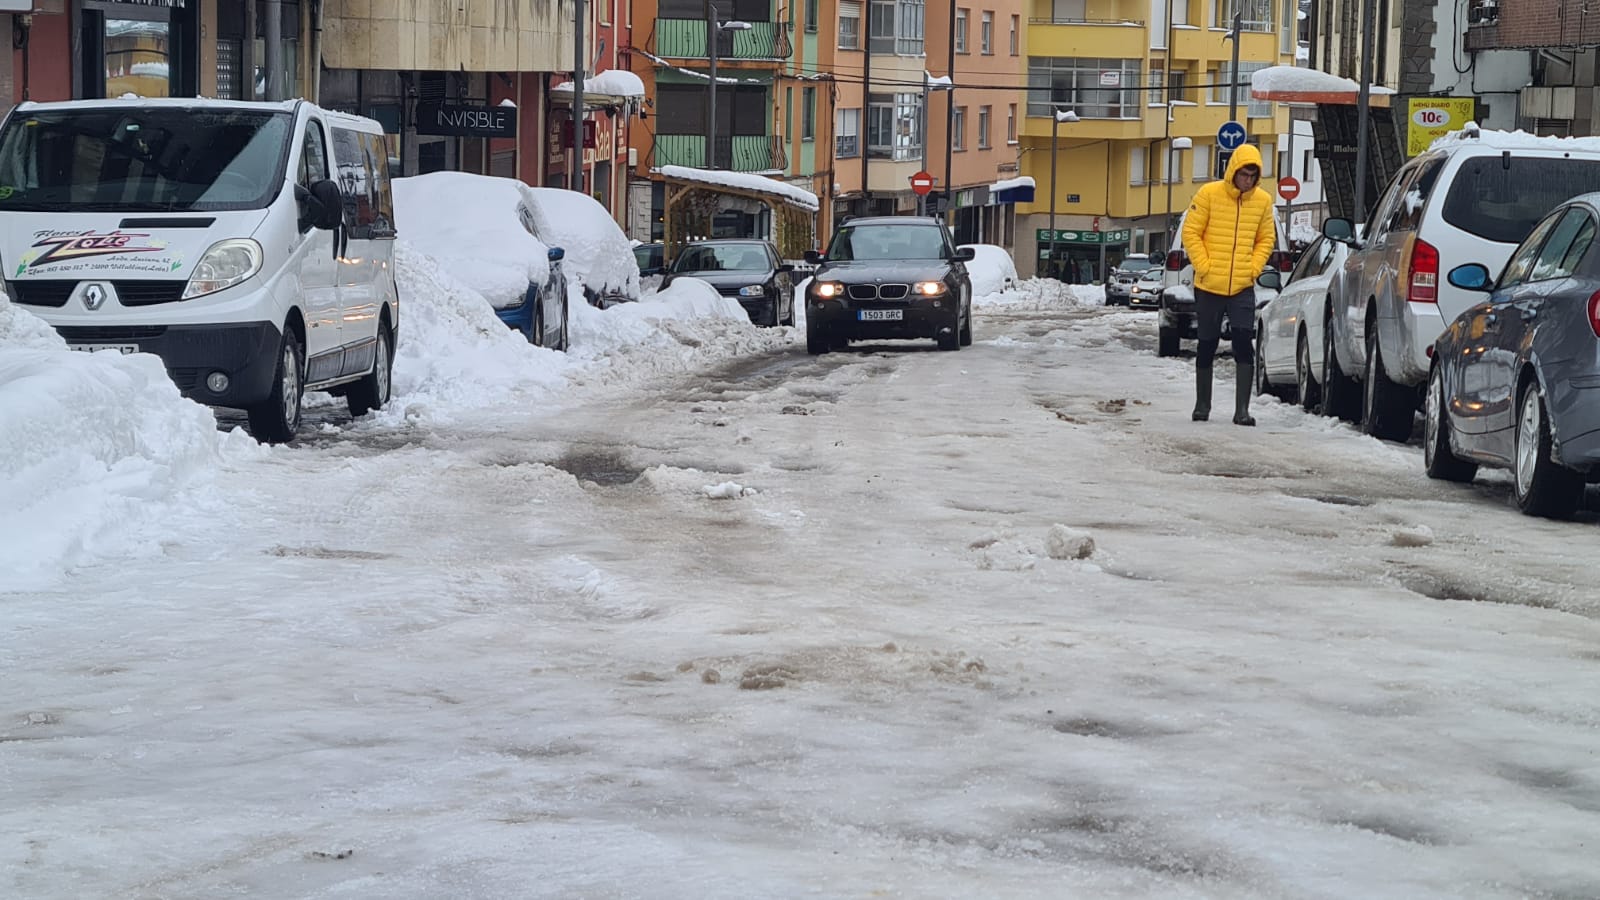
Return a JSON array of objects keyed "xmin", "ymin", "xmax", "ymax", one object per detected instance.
[{"xmin": 6, "ymin": 298, "xmax": 1600, "ymax": 899}]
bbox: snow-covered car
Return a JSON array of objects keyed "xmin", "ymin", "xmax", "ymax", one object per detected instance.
[
  {"xmin": 393, "ymin": 172, "xmax": 570, "ymax": 350},
  {"xmin": 1126, "ymin": 269, "xmax": 1164, "ymax": 309},
  {"xmin": 958, "ymin": 243, "xmax": 1018, "ymax": 297},
  {"xmin": 523, "ymin": 187, "xmax": 641, "ymax": 308},
  {"xmin": 1253, "ymin": 234, "xmax": 1349, "ymax": 408}
]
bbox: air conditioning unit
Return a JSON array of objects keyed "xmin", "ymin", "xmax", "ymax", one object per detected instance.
[{"xmin": 1468, "ymin": 0, "xmax": 1499, "ymax": 25}]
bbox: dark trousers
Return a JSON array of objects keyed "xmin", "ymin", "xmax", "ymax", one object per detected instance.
[{"xmin": 1194, "ymin": 286, "xmax": 1255, "ymax": 368}]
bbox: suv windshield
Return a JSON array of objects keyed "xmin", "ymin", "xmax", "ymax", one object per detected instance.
[
  {"xmin": 0, "ymin": 107, "xmax": 293, "ymax": 212},
  {"xmin": 1443, "ymin": 156, "xmax": 1600, "ymax": 244},
  {"xmin": 828, "ymin": 223, "xmax": 948, "ymax": 260},
  {"xmin": 673, "ymin": 243, "xmax": 769, "ymax": 272}
]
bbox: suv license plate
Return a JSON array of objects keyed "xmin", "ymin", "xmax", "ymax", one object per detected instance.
[
  {"xmin": 859, "ymin": 309, "xmax": 903, "ymax": 321},
  {"xmin": 69, "ymin": 343, "xmax": 139, "ymax": 354}
]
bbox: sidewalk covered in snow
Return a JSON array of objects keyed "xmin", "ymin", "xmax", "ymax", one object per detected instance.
[{"xmin": 656, "ymin": 165, "xmax": 819, "ymax": 262}]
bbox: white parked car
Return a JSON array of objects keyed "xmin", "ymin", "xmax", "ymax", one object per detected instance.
[
  {"xmin": 1253, "ymin": 235, "xmax": 1350, "ymax": 408},
  {"xmin": 958, "ymin": 243, "xmax": 1018, "ymax": 297}
]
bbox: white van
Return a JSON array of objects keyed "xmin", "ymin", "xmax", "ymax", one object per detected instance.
[{"xmin": 0, "ymin": 98, "xmax": 400, "ymax": 443}]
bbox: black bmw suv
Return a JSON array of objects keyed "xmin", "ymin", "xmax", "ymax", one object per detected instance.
[{"xmin": 802, "ymin": 216, "xmax": 974, "ymax": 354}]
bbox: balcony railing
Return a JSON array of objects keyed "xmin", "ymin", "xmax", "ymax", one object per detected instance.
[
  {"xmin": 653, "ymin": 134, "xmax": 786, "ymax": 172},
  {"xmin": 651, "ymin": 19, "xmax": 793, "ymax": 60}
]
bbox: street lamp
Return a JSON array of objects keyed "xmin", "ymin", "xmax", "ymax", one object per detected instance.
[
  {"xmin": 1047, "ymin": 107, "xmax": 1079, "ymax": 279},
  {"xmin": 920, "ymin": 72, "xmax": 954, "ymax": 216},
  {"xmin": 1166, "ymin": 135, "xmax": 1192, "ymax": 251},
  {"xmin": 706, "ymin": 6, "xmax": 751, "ymax": 170}
]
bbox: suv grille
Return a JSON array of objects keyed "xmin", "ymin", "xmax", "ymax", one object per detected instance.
[
  {"xmin": 4, "ymin": 279, "xmax": 189, "ymax": 307},
  {"xmin": 114, "ymin": 281, "xmax": 188, "ymax": 306},
  {"xmin": 847, "ymin": 283, "xmax": 910, "ymax": 301}
]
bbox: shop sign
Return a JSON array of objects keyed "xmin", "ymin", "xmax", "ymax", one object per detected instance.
[
  {"xmin": 1035, "ymin": 228, "xmax": 1132, "ymax": 244},
  {"xmin": 415, "ymin": 101, "xmax": 517, "ymax": 139}
]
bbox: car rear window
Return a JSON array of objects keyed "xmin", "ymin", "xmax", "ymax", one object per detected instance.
[{"xmin": 1442, "ymin": 155, "xmax": 1600, "ymax": 244}]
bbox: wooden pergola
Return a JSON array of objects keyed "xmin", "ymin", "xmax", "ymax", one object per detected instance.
[{"xmin": 658, "ymin": 166, "xmax": 818, "ymax": 263}]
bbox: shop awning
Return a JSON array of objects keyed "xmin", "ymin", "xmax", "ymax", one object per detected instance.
[
  {"xmin": 1250, "ymin": 66, "xmax": 1393, "ymax": 107},
  {"xmin": 990, "ymin": 175, "xmax": 1035, "ymax": 204}
]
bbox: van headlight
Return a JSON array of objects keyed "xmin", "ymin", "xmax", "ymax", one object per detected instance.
[
  {"xmin": 738, "ymin": 284, "xmax": 766, "ymax": 297},
  {"xmin": 183, "ymin": 239, "xmax": 263, "ymax": 299}
]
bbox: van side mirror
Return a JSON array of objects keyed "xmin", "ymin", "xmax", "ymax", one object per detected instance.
[
  {"xmin": 804, "ymin": 249, "xmax": 823, "ymax": 265},
  {"xmin": 1447, "ymin": 263, "xmax": 1493, "ymax": 291},
  {"xmin": 952, "ymin": 246, "xmax": 976, "ymax": 262},
  {"xmin": 297, "ymin": 179, "xmax": 344, "ymax": 231},
  {"xmin": 1322, "ymin": 217, "xmax": 1355, "ymax": 244},
  {"xmin": 1256, "ymin": 269, "xmax": 1283, "ymax": 291},
  {"xmin": 548, "ymin": 247, "xmax": 566, "ymax": 262}
]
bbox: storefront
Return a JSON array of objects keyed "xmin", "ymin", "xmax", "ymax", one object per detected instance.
[
  {"xmin": 1035, "ymin": 227, "xmax": 1131, "ymax": 284},
  {"xmin": 76, "ymin": 0, "xmax": 201, "ymax": 99}
]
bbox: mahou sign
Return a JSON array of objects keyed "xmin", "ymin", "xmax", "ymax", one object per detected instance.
[{"xmin": 415, "ymin": 101, "xmax": 518, "ymax": 139}]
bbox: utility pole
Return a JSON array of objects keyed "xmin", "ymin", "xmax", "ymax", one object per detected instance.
[
  {"xmin": 1228, "ymin": 11, "xmax": 1241, "ymax": 126},
  {"xmin": 264, "ymin": 0, "xmax": 282, "ymax": 100},
  {"xmin": 572, "ymin": 0, "xmax": 586, "ymax": 193},
  {"xmin": 707, "ymin": 3, "xmax": 719, "ymax": 170},
  {"xmin": 1353, "ymin": 0, "xmax": 1377, "ymax": 221},
  {"xmin": 943, "ymin": 0, "xmax": 956, "ymax": 224}
]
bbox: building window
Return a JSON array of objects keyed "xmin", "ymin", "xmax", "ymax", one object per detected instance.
[
  {"xmin": 868, "ymin": 92, "xmax": 922, "ymax": 159},
  {"xmin": 806, "ymin": 0, "xmax": 819, "ymax": 31},
  {"xmin": 1193, "ymin": 144, "xmax": 1211, "ymax": 181},
  {"xmin": 837, "ymin": 108, "xmax": 861, "ymax": 157},
  {"xmin": 802, "ymin": 87, "xmax": 816, "ymax": 140},
  {"xmin": 1168, "ymin": 69, "xmax": 1186, "ymax": 103},
  {"xmin": 1007, "ymin": 103, "xmax": 1016, "ymax": 141},
  {"xmin": 1215, "ymin": 0, "xmax": 1273, "ymax": 32},
  {"xmin": 980, "ymin": 12, "xmax": 993, "ymax": 54},
  {"xmin": 839, "ymin": 0, "xmax": 861, "ymax": 48},
  {"xmin": 1130, "ymin": 145, "xmax": 1147, "ymax": 185},
  {"xmin": 1259, "ymin": 140, "xmax": 1274, "ymax": 175},
  {"xmin": 869, "ymin": 0, "xmax": 895, "ymax": 52},
  {"xmin": 899, "ymin": 0, "xmax": 926, "ymax": 55},
  {"xmin": 1050, "ymin": 0, "xmax": 1087, "ymax": 22},
  {"xmin": 870, "ymin": 0, "xmax": 925, "ymax": 54},
  {"xmin": 978, "ymin": 105, "xmax": 991, "ymax": 148},
  {"xmin": 1027, "ymin": 57, "xmax": 1142, "ymax": 119},
  {"xmin": 1149, "ymin": 66, "xmax": 1164, "ymax": 105},
  {"xmin": 1278, "ymin": 147, "xmax": 1290, "ymax": 177},
  {"xmin": 1304, "ymin": 149, "xmax": 1316, "ymax": 181},
  {"xmin": 955, "ymin": 8, "xmax": 968, "ymax": 53},
  {"xmin": 953, "ymin": 106, "xmax": 966, "ymax": 150},
  {"xmin": 1214, "ymin": 62, "xmax": 1271, "ymax": 117},
  {"xmin": 1009, "ymin": 14, "xmax": 1019, "ymax": 54}
]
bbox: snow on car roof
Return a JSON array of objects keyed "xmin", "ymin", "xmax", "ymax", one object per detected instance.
[
  {"xmin": 17, "ymin": 97, "xmax": 301, "ymax": 114},
  {"xmin": 523, "ymin": 187, "xmax": 641, "ymax": 300},
  {"xmin": 392, "ymin": 172, "xmax": 552, "ymax": 309},
  {"xmin": 1429, "ymin": 124, "xmax": 1600, "ymax": 155}
]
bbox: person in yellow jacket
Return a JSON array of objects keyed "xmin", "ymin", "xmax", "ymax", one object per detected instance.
[{"xmin": 1180, "ymin": 143, "xmax": 1277, "ymax": 426}]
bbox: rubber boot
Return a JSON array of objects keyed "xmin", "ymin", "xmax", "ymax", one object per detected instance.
[
  {"xmin": 1192, "ymin": 366, "xmax": 1213, "ymax": 421},
  {"xmin": 1233, "ymin": 365, "xmax": 1257, "ymax": 426}
]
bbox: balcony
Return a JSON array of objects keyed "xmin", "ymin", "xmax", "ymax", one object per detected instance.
[
  {"xmin": 650, "ymin": 19, "xmax": 793, "ymax": 61},
  {"xmin": 652, "ymin": 134, "xmax": 787, "ymax": 172},
  {"xmin": 1025, "ymin": 19, "xmax": 1147, "ymax": 59}
]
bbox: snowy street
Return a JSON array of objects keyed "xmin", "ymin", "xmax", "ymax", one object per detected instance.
[{"xmin": 5, "ymin": 286, "xmax": 1600, "ymax": 898}]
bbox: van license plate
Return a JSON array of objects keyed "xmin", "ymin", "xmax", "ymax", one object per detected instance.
[
  {"xmin": 859, "ymin": 309, "xmax": 903, "ymax": 321},
  {"xmin": 69, "ymin": 343, "xmax": 139, "ymax": 354}
]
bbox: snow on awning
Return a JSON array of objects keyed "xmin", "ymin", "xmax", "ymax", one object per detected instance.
[
  {"xmin": 990, "ymin": 175, "xmax": 1035, "ymax": 204},
  {"xmin": 551, "ymin": 70, "xmax": 646, "ymax": 107},
  {"xmin": 657, "ymin": 165, "xmax": 819, "ymax": 211},
  {"xmin": 1250, "ymin": 66, "xmax": 1394, "ymax": 106}
]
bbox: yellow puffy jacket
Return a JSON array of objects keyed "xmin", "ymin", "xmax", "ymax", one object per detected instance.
[{"xmin": 1181, "ymin": 143, "xmax": 1277, "ymax": 297}]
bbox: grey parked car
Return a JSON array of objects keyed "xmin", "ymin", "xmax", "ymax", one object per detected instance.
[{"xmin": 1425, "ymin": 194, "xmax": 1600, "ymax": 517}]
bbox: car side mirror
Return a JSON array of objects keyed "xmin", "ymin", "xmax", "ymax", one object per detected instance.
[
  {"xmin": 952, "ymin": 246, "xmax": 976, "ymax": 262},
  {"xmin": 1255, "ymin": 270, "xmax": 1282, "ymax": 291},
  {"xmin": 298, "ymin": 179, "xmax": 345, "ymax": 231},
  {"xmin": 1447, "ymin": 263, "xmax": 1493, "ymax": 291},
  {"xmin": 804, "ymin": 250, "xmax": 823, "ymax": 265},
  {"xmin": 548, "ymin": 247, "xmax": 566, "ymax": 262},
  {"xmin": 1322, "ymin": 217, "xmax": 1355, "ymax": 244},
  {"xmin": 777, "ymin": 263, "xmax": 795, "ymax": 273}
]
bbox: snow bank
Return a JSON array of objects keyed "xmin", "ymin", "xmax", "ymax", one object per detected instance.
[
  {"xmin": 524, "ymin": 187, "xmax": 642, "ymax": 302},
  {"xmin": 0, "ymin": 297, "xmax": 238, "ymax": 590},
  {"xmin": 961, "ymin": 244, "xmax": 1019, "ymax": 298},
  {"xmin": 393, "ymin": 172, "xmax": 551, "ymax": 309},
  {"xmin": 976, "ymin": 278, "xmax": 1105, "ymax": 309}
]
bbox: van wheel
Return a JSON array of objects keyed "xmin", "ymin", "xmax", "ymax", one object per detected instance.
[
  {"xmin": 1157, "ymin": 325, "xmax": 1179, "ymax": 357},
  {"xmin": 1513, "ymin": 379, "xmax": 1583, "ymax": 518},
  {"xmin": 1362, "ymin": 328, "xmax": 1415, "ymax": 442},
  {"xmin": 347, "ymin": 324, "xmax": 393, "ymax": 418},
  {"xmin": 247, "ymin": 330, "xmax": 304, "ymax": 444}
]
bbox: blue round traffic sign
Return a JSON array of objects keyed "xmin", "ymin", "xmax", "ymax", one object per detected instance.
[{"xmin": 1217, "ymin": 121, "xmax": 1247, "ymax": 151}]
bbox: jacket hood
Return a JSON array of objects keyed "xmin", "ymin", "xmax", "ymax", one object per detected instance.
[{"xmin": 1223, "ymin": 143, "xmax": 1265, "ymax": 195}]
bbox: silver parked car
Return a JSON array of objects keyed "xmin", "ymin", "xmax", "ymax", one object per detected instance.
[
  {"xmin": 1253, "ymin": 235, "xmax": 1349, "ymax": 409},
  {"xmin": 1426, "ymin": 194, "xmax": 1600, "ymax": 517}
]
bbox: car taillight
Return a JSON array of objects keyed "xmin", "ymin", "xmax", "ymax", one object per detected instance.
[
  {"xmin": 1166, "ymin": 250, "xmax": 1187, "ymax": 271},
  {"xmin": 1588, "ymin": 291, "xmax": 1600, "ymax": 338},
  {"xmin": 1407, "ymin": 238, "xmax": 1439, "ymax": 303}
]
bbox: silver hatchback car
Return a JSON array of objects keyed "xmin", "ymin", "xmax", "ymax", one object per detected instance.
[{"xmin": 1426, "ymin": 193, "xmax": 1600, "ymax": 518}]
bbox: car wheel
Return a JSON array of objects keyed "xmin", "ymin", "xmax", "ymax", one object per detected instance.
[
  {"xmin": 1362, "ymin": 327, "xmax": 1414, "ymax": 442},
  {"xmin": 1423, "ymin": 363, "xmax": 1477, "ymax": 483},
  {"xmin": 959, "ymin": 304, "xmax": 973, "ymax": 346},
  {"xmin": 780, "ymin": 293, "xmax": 795, "ymax": 327},
  {"xmin": 1513, "ymin": 378, "xmax": 1584, "ymax": 518},
  {"xmin": 1157, "ymin": 325, "xmax": 1179, "ymax": 357},
  {"xmin": 346, "ymin": 320, "xmax": 393, "ymax": 418},
  {"xmin": 1295, "ymin": 329, "xmax": 1321, "ymax": 412},
  {"xmin": 246, "ymin": 327, "xmax": 304, "ymax": 445},
  {"xmin": 1322, "ymin": 319, "xmax": 1360, "ymax": 423},
  {"xmin": 806, "ymin": 320, "xmax": 831, "ymax": 355}
]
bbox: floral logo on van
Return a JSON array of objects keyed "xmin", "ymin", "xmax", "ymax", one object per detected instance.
[{"xmin": 21, "ymin": 230, "xmax": 169, "ymax": 272}]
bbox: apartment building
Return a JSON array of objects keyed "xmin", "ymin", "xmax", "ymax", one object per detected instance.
[{"xmin": 1015, "ymin": 0, "xmax": 1296, "ymax": 280}]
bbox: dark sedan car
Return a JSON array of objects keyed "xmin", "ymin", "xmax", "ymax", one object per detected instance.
[
  {"xmin": 662, "ymin": 239, "xmax": 795, "ymax": 327},
  {"xmin": 802, "ymin": 216, "xmax": 973, "ymax": 354},
  {"xmin": 1426, "ymin": 195, "xmax": 1600, "ymax": 518}
]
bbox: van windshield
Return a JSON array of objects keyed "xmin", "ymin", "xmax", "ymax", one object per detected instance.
[
  {"xmin": 1442, "ymin": 155, "xmax": 1600, "ymax": 244},
  {"xmin": 0, "ymin": 107, "xmax": 293, "ymax": 212}
]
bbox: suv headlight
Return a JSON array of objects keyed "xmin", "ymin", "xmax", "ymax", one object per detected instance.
[
  {"xmin": 738, "ymin": 284, "xmax": 766, "ymax": 297},
  {"xmin": 811, "ymin": 281, "xmax": 845, "ymax": 299},
  {"xmin": 183, "ymin": 239, "xmax": 263, "ymax": 299},
  {"xmin": 913, "ymin": 281, "xmax": 947, "ymax": 296}
]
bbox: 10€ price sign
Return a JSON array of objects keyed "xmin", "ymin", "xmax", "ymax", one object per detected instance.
[{"xmin": 1407, "ymin": 98, "xmax": 1476, "ymax": 156}]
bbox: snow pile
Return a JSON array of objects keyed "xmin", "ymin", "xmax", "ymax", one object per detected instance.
[
  {"xmin": 393, "ymin": 172, "xmax": 551, "ymax": 309},
  {"xmin": 0, "ymin": 296, "xmax": 238, "ymax": 590},
  {"xmin": 1392, "ymin": 524, "xmax": 1436, "ymax": 547},
  {"xmin": 525, "ymin": 187, "xmax": 642, "ymax": 302},
  {"xmin": 703, "ymin": 481, "xmax": 757, "ymax": 499},
  {"xmin": 1046, "ymin": 524, "xmax": 1096, "ymax": 560},
  {"xmin": 990, "ymin": 175, "xmax": 1035, "ymax": 193},
  {"xmin": 976, "ymin": 277, "xmax": 1105, "ymax": 309},
  {"xmin": 1251, "ymin": 65, "xmax": 1396, "ymax": 97},
  {"xmin": 962, "ymin": 243, "xmax": 1019, "ymax": 298}
]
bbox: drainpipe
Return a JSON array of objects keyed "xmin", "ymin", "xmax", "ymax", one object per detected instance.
[{"xmin": 265, "ymin": 0, "xmax": 283, "ymax": 101}]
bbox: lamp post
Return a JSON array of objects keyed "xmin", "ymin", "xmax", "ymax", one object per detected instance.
[
  {"xmin": 920, "ymin": 72, "xmax": 953, "ymax": 216},
  {"xmin": 1220, "ymin": 11, "xmax": 1242, "ymax": 179},
  {"xmin": 1047, "ymin": 108, "xmax": 1079, "ymax": 279},
  {"xmin": 1166, "ymin": 135, "xmax": 1192, "ymax": 251},
  {"xmin": 706, "ymin": 6, "xmax": 752, "ymax": 170}
]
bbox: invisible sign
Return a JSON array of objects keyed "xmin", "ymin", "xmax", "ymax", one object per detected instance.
[{"xmin": 1406, "ymin": 97, "xmax": 1475, "ymax": 156}]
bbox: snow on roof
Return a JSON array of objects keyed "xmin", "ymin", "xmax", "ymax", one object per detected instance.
[
  {"xmin": 657, "ymin": 165, "xmax": 820, "ymax": 211},
  {"xmin": 926, "ymin": 73, "xmax": 953, "ymax": 88},
  {"xmin": 1428, "ymin": 123, "xmax": 1600, "ymax": 154},
  {"xmin": 991, "ymin": 175, "xmax": 1035, "ymax": 193},
  {"xmin": 1250, "ymin": 66, "xmax": 1396, "ymax": 102},
  {"xmin": 552, "ymin": 69, "xmax": 646, "ymax": 99}
]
